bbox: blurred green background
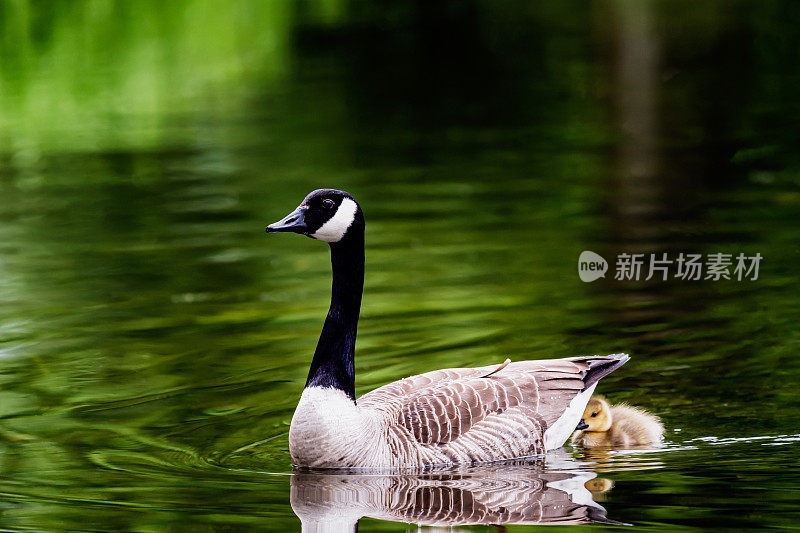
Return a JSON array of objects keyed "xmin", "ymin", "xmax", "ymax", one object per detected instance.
[{"xmin": 1, "ymin": 0, "xmax": 799, "ymax": 531}]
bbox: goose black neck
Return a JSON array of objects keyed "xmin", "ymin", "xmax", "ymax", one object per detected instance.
[{"xmin": 305, "ymin": 230, "xmax": 364, "ymax": 401}]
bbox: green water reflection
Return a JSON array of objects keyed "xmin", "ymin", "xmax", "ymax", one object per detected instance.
[{"xmin": 1, "ymin": 0, "xmax": 799, "ymax": 531}]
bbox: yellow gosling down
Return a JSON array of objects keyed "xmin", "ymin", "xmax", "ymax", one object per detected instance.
[{"xmin": 572, "ymin": 396, "xmax": 664, "ymax": 447}]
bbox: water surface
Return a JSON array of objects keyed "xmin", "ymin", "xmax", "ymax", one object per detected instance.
[{"xmin": 1, "ymin": 1, "xmax": 799, "ymax": 531}]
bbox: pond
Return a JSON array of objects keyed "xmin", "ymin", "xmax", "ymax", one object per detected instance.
[{"xmin": 0, "ymin": 1, "xmax": 799, "ymax": 531}]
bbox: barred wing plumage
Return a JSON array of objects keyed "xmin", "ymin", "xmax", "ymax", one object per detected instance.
[{"xmin": 358, "ymin": 356, "xmax": 614, "ymax": 463}]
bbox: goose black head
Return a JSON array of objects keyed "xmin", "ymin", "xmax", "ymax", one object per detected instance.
[{"xmin": 266, "ymin": 189, "xmax": 364, "ymax": 243}]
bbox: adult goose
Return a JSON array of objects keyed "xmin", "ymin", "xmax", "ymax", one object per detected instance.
[{"xmin": 267, "ymin": 189, "xmax": 629, "ymax": 470}]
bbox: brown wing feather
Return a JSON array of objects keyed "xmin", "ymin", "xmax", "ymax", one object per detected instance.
[{"xmin": 359, "ymin": 358, "xmax": 592, "ymax": 449}]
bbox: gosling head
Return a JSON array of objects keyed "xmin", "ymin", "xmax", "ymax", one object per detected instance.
[
  {"xmin": 576, "ymin": 396, "xmax": 612, "ymax": 432},
  {"xmin": 266, "ymin": 189, "xmax": 364, "ymax": 243}
]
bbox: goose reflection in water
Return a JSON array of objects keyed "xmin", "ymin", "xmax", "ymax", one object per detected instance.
[{"xmin": 290, "ymin": 461, "xmax": 622, "ymax": 532}]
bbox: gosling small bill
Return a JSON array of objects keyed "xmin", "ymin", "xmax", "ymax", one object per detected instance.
[{"xmin": 572, "ymin": 396, "xmax": 664, "ymax": 447}]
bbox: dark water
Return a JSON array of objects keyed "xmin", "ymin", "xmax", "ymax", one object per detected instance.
[{"xmin": 1, "ymin": 1, "xmax": 799, "ymax": 531}]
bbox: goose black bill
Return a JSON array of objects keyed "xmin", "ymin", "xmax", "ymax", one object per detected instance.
[{"xmin": 267, "ymin": 206, "xmax": 308, "ymax": 234}]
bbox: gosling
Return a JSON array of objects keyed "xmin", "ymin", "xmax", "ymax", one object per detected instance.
[{"xmin": 571, "ymin": 396, "xmax": 664, "ymax": 447}]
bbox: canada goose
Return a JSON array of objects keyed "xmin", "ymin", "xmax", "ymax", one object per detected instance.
[
  {"xmin": 291, "ymin": 463, "xmax": 624, "ymax": 529},
  {"xmin": 267, "ymin": 189, "xmax": 630, "ymax": 469},
  {"xmin": 572, "ymin": 396, "xmax": 664, "ymax": 447}
]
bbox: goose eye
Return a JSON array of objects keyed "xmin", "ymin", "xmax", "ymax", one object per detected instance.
[
  {"xmin": 590, "ymin": 412, "xmax": 598, "ymax": 417},
  {"xmin": 322, "ymin": 199, "xmax": 335, "ymax": 209}
]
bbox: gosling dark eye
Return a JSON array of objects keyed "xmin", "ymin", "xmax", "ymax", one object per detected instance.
[
  {"xmin": 590, "ymin": 412, "xmax": 598, "ymax": 418},
  {"xmin": 322, "ymin": 199, "xmax": 335, "ymax": 209}
]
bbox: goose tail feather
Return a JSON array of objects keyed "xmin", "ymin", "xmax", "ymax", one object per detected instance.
[{"xmin": 579, "ymin": 353, "xmax": 630, "ymax": 390}]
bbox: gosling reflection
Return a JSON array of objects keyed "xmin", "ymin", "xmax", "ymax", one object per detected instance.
[{"xmin": 291, "ymin": 464, "xmax": 621, "ymax": 532}]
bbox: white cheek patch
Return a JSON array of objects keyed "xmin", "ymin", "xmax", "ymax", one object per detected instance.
[{"xmin": 311, "ymin": 198, "xmax": 358, "ymax": 242}]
